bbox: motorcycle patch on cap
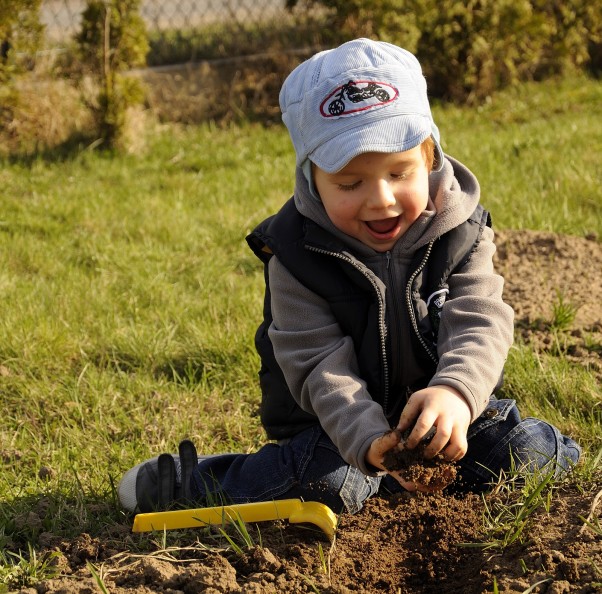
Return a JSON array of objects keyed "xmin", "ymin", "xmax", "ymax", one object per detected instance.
[{"xmin": 320, "ymin": 80, "xmax": 398, "ymax": 118}]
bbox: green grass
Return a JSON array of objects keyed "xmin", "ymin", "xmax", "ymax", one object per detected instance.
[
  {"xmin": 0, "ymin": 544, "xmax": 61, "ymax": 591},
  {"xmin": 0, "ymin": 123, "xmax": 292, "ymax": 546},
  {"xmin": 460, "ymin": 464, "xmax": 557, "ymax": 551},
  {"xmin": 500, "ymin": 342, "xmax": 601, "ymax": 450},
  {"xmin": 0, "ymin": 75, "xmax": 601, "ymax": 579},
  {"xmin": 434, "ymin": 74, "xmax": 602, "ymax": 237}
]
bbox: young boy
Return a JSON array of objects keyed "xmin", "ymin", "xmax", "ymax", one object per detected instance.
[{"xmin": 118, "ymin": 39, "xmax": 580, "ymax": 515}]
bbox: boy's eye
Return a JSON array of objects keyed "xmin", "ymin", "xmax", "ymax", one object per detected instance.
[
  {"xmin": 391, "ymin": 172, "xmax": 408, "ymax": 180},
  {"xmin": 337, "ymin": 181, "xmax": 362, "ymax": 191}
]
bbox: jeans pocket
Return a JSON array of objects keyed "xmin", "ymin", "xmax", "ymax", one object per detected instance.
[{"xmin": 466, "ymin": 397, "xmax": 517, "ymax": 440}]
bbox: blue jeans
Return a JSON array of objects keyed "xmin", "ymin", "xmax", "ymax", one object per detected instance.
[{"xmin": 190, "ymin": 398, "xmax": 581, "ymax": 514}]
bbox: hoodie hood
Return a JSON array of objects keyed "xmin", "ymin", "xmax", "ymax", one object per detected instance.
[{"xmin": 293, "ymin": 155, "xmax": 481, "ymax": 256}]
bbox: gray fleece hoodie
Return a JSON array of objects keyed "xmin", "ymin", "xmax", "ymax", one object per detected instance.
[{"xmin": 266, "ymin": 155, "xmax": 514, "ymax": 475}]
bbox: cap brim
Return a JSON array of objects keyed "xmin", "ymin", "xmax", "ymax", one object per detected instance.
[{"xmin": 309, "ymin": 114, "xmax": 444, "ymax": 173}]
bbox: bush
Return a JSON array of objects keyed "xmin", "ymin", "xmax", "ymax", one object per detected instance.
[
  {"xmin": 416, "ymin": 0, "xmax": 554, "ymax": 101},
  {"xmin": 287, "ymin": 0, "xmax": 602, "ymax": 101},
  {"xmin": 76, "ymin": 0, "xmax": 149, "ymax": 149},
  {"xmin": 0, "ymin": 0, "xmax": 43, "ymax": 83},
  {"xmin": 536, "ymin": 0, "xmax": 601, "ymax": 73},
  {"xmin": 0, "ymin": 0, "xmax": 43, "ymax": 139},
  {"xmin": 285, "ymin": 0, "xmax": 422, "ymax": 51}
]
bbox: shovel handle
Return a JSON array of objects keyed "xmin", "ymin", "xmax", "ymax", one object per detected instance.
[{"xmin": 132, "ymin": 498, "xmax": 337, "ymax": 539}]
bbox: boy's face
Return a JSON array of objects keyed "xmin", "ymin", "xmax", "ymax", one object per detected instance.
[{"xmin": 313, "ymin": 146, "xmax": 430, "ymax": 252}]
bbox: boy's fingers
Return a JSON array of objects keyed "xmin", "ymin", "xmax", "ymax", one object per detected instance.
[
  {"xmin": 391, "ymin": 474, "xmax": 417, "ymax": 492},
  {"xmin": 378, "ymin": 429, "xmax": 401, "ymax": 453},
  {"xmin": 366, "ymin": 429, "xmax": 402, "ymax": 470},
  {"xmin": 423, "ymin": 421, "xmax": 453, "ymax": 458},
  {"xmin": 405, "ymin": 413, "xmax": 436, "ymax": 449},
  {"xmin": 396, "ymin": 414, "xmax": 413, "ymax": 433},
  {"xmin": 442, "ymin": 431, "xmax": 468, "ymax": 462},
  {"xmin": 397, "ymin": 398, "xmax": 421, "ymax": 432},
  {"xmin": 442, "ymin": 445, "xmax": 464, "ymax": 462},
  {"xmin": 392, "ymin": 473, "xmax": 443, "ymax": 494}
]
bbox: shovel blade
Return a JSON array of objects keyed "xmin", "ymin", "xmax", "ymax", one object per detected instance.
[{"xmin": 132, "ymin": 498, "xmax": 337, "ymax": 539}]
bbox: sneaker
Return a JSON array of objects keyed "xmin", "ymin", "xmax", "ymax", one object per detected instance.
[{"xmin": 118, "ymin": 440, "xmax": 209, "ymax": 513}]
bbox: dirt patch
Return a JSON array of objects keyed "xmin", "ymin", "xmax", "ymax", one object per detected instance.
[
  {"xmin": 494, "ymin": 230, "xmax": 602, "ymax": 383},
  {"xmin": 11, "ymin": 230, "xmax": 602, "ymax": 593},
  {"xmin": 18, "ymin": 482, "xmax": 602, "ymax": 594}
]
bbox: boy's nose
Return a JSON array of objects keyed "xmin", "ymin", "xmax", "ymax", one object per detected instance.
[{"xmin": 368, "ymin": 180, "xmax": 396, "ymax": 209}]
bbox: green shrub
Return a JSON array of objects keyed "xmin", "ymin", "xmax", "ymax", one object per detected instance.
[
  {"xmin": 513, "ymin": 0, "xmax": 600, "ymax": 80},
  {"xmin": 0, "ymin": 0, "xmax": 43, "ymax": 83},
  {"xmin": 285, "ymin": 0, "xmax": 422, "ymax": 51},
  {"xmin": 0, "ymin": 0, "xmax": 43, "ymax": 137},
  {"xmin": 416, "ymin": 0, "xmax": 554, "ymax": 101},
  {"xmin": 287, "ymin": 0, "xmax": 602, "ymax": 101},
  {"xmin": 76, "ymin": 0, "xmax": 149, "ymax": 149},
  {"xmin": 422, "ymin": 0, "xmax": 602, "ymax": 99}
]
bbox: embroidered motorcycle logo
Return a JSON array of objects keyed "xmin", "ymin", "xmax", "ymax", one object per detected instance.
[{"xmin": 320, "ymin": 80, "xmax": 398, "ymax": 118}]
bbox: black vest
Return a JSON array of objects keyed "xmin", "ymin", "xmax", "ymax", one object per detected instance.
[{"xmin": 247, "ymin": 198, "xmax": 490, "ymax": 440}]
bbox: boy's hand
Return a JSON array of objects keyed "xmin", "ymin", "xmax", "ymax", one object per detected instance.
[
  {"xmin": 397, "ymin": 385, "xmax": 471, "ymax": 462},
  {"xmin": 366, "ymin": 431, "xmax": 445, "ymax": 493},
  {"xmin": 365, "ymin": 429, "xmax": 401, "ymax": 471},
  {"xmin": 365, "ymin": 385, "xmax": 470, "ymax": 492}
]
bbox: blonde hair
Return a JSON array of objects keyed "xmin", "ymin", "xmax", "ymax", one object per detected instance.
[{"xmin": 421, "ymin": 136, "xmax": 436, "ymax": 172}]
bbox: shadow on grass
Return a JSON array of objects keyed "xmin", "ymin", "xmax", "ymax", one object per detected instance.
[
  {"xmin": 4, "ymin": 132, "xmax": 111, "ymax": 167},
  {"xmin": 88, "ymin": 348, "xmax": 244, "ymax": 387},
  {"xmin": 0, "ymin": 487, "xmax": 125, "ymax": 550},
  {"xmin": 153, "ymin": 353, "xmax": 232, "ymax": 386}
]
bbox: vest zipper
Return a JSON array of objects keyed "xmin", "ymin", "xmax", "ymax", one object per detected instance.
[
  {"xmin": 386, "ymin": 250, "xmax": 402, "ymax": 399},
  {"xmin": 305, "ymin": 245, "xmax": 391, "ymax": 413},
  {"xmin": 405, "ymin": 240, "xmax": 439, "ymax": 364}
]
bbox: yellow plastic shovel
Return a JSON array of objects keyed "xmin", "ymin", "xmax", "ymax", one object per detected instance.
[{"xmin": 132, "ymin": 498, "xmax": 338, "ymax": 539}]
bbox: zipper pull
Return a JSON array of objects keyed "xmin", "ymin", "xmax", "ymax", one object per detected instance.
[{"xmin": 386, "ymin": 251, "xmax": 392, "ymax": 270}]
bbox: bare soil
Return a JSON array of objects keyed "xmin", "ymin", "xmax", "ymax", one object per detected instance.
[{"xmin": 15, "ymin": 230, "xmax": 602, "ymax": 594}]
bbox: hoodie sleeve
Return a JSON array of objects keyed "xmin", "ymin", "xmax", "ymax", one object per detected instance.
[
  {"xmin": 429, "ymin": 225, "xmax": 514, "ymax": 420},
  {"xmin": 267, "ymin": 255, "xmax": 389, "ymax": 475}
]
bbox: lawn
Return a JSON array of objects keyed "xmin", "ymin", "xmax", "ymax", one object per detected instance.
[{"xmin": 0, "ymin": 74, "xmax": 601, "ymax": 590}]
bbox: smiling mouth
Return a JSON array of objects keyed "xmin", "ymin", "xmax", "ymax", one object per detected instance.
[{"xmin": 365, "ymin": 216, "xmax": 401, "ymax": 238}]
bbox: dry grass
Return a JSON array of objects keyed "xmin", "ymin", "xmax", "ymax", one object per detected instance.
[
  {"xmin": 138, "ymin": 51, "xmax": 308, "ymax": 125},
  {"xmin": 0, "ymin": 75, "xmax": 91, "ymax": 157},
  {"xmin": 0, "ymin": 50, "xmax": 308, "ymax": 157}
]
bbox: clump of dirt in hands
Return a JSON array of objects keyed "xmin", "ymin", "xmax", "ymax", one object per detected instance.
[{"xmin": 381, "ymin": 429, "xmax": 458, "ymax": 491}]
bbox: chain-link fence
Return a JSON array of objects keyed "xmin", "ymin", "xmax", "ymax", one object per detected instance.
[
  {"xmin": 40, "ymin": 0, "xmax": 325, "ymax": 64},
  {"xmin": 29, "ymin": 0, "xmax": 327, "ymax": 128},
  {"xmin": 41, "ymin": 0, "xmax": 288, "ymax": 39}
]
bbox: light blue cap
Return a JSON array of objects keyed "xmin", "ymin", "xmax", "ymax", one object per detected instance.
[{"xmin": 280, "ymin": 38, "xmax": 444, "ymax": 174}]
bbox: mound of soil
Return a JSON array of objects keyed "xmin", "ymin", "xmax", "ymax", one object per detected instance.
[
  {"xmin": 13, "ymin": 230, "xmax": 602, "ymax": 594},
  {"xmin": 494, "ymin": 229, "xmax": 602, "ymax": 383}
]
